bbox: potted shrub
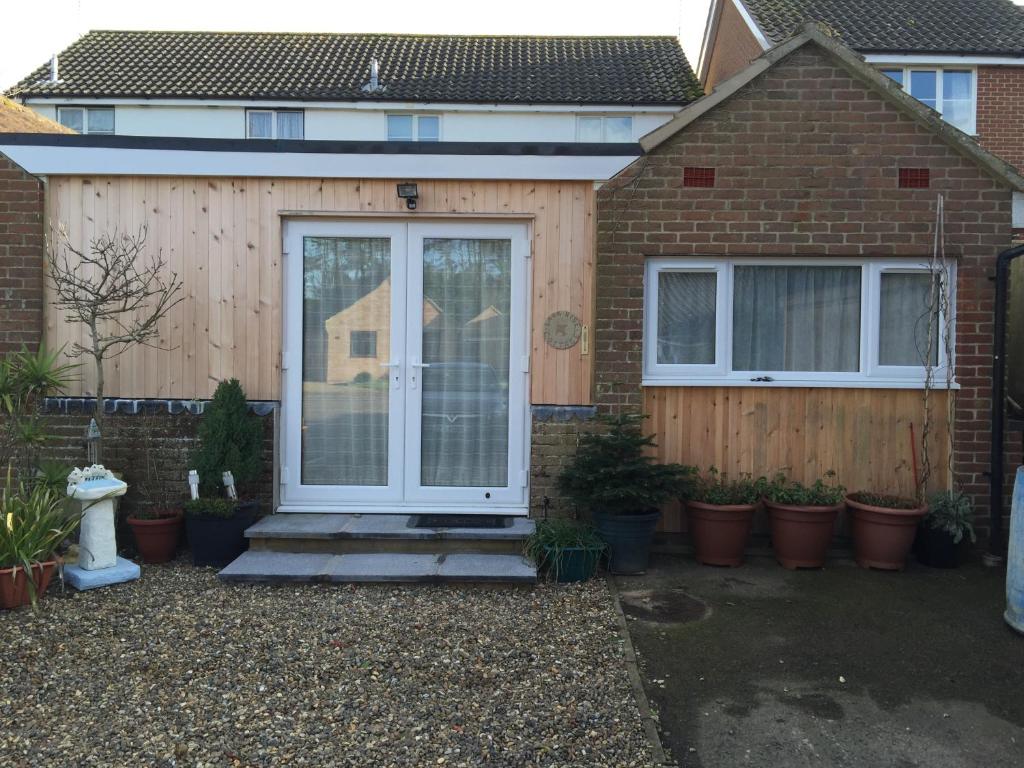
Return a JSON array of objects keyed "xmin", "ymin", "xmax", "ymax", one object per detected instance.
[
  {"xmin": 1, "ymin": 469, "xmax": 82, "ymax": 609},
  {"xmin": 525, "ymin": 517, "xmax": 605, "ymax": 583},
  {"xmin": 686, "ymin": 468, "xmax": 763, "ymax": 567},
  {"xmin": 558, "ymin": 414, "xmax": 693, "ymax": 575},
  {"xmin": 916, "ymin": 490, "xmax": 975, "ymax": 569},
  {"xmin": 185, "ymin": 379, "xmax": 263, "ymax": 567},
  {"xmin": 845, "ymin": 491, "xmax": 927, "ymax": 570},
  {"xmin": 126, "ymin": 408, "xmax": 183, "ymax": 564},
  {"xmin": 763, "ymin": 472, "xmax": 846, "ymax": 569}
]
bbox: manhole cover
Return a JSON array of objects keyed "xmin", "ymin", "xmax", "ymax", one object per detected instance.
[{"xmin": 619, "ymin": 589, "xmax": 710, "ymax": 624}]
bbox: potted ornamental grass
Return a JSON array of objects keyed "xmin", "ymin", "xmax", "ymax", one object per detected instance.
[
  {"xmin": 525, "ymin": 517, "xmax": 606, "ymax": 583},
  {"xmin": 1, "ymin": 468, "xmax": 82, "ymax": 609},
  {"xmin": 763, "ymin": 472, "xmax": 846, "ymax": 570},
  {"xmin": 916, "ymin": 490, "xmax": 975, "ymax": 569},
  {"xmin": 845, "ymin": 490, "xmax": 927, "ymax": 570},
  {"xmin": 686, "ymin": 468, "xmax": 763, "ymax": 567},
  {"xmin": 126, "ymin": 409, "xmax": 183, "ymax": 563},
  {"xmin": 558, "ymin": 414, "xmax": 693, "ymax": 574},
  {"xmin": 185, "ymin": 379, "xmax": 263, "ymax": 567}
]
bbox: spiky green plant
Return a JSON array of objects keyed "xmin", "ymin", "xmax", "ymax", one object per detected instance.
[
  {"xmin": 191, "ymin": 379, "xmax": 263, "ymax": 498},
  {"xmin": 525, "ymin": 517, "xmax": 606, "ymax": 582},
  {"xmin": 924, "ymin": 490, "xmax": 976, "ymax": 544}
]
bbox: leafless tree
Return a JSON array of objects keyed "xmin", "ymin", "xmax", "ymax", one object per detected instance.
[{"xmin": 47, "ymin": 225, "xmax": 184, "ymax": 454}]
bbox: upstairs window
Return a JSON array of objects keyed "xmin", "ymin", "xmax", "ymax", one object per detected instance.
[
  {"xmin": 577, "ymin": 115, "xmax": 633, "ymax": 142},
  {"xmin": 387, "ymin": 114, "xmax": 440, "ymax": 142},
  {"xmin": 57, "ymin": 107, "xmax": 114, "ymax": 134},
  {"xmin": 880, "ymin": 67, "xmax": 975, "ymax": 135},
  {"xmin": 246, "ymin": 109, "xmax": 304, "ymax": 139},
  {"xmin": 644, "ymin": 258, "xmax": 953, "ymax": 387}
]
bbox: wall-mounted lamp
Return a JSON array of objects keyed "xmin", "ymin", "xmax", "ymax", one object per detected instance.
[{"xmin": 396, "ymin": 183, "xmax": 418, "ymax": 210}]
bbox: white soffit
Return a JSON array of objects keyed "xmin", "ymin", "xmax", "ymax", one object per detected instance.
[{"xmin": 0, "ymin": 144, "xmax": 639, "ymax": 181}]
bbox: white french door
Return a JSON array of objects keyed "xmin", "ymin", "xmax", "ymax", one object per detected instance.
[{"xmin": 281, "ymin": 219, "xmax": 529, "ymax": 513}]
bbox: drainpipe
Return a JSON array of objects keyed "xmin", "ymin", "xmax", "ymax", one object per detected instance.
[{"xmin": 987, "ymin": 244, "xmax": 1024, "ymax": 565}]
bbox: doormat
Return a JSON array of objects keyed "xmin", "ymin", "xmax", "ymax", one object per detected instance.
[{"xmin": 412, "ymin": 514, "xmax": 513, "ymax": 529}]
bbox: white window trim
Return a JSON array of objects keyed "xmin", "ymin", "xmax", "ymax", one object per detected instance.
[
  {"xmin": 386, "ymin": 114, "xmax": 442, "ymax": 142},
  {"xmin": 642, "ymin": 257, "xmax": 957, "ymax": 389},
  {"xmin": 878, "ymin": 66, "xmax": 977, "ymax": 136},
  {"xmin": 575, "ymin": 115, "xmax": 634, "ymax": 142},
  {"xmin": 245, "ymin": 108, "xmax": 304, "ymax": 139},
  {"xmin": 57, "ymin": 106, "xmax": 115, "ymax": 135}
]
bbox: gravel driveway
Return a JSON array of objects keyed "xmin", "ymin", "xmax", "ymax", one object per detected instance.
[{"xmin": 1, "ymin": 563, "xmax": 652, "ymax": 767}]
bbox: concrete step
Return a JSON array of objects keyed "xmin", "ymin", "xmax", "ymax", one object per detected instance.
[
  {"xmin": 218, "ymin": 551, "xmax": 537, "ymax": 585},
  {"xmin": 245, "ymin": 513, "xmax": 534, "ymax": 556}
]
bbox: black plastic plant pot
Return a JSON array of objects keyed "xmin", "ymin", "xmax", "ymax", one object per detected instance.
[
  {"xmin": 915, "ymin": 524, "xmax": 967, "ymax": 569},
  {"xmin": 544, "ymin": 545, "xmax": 603, "ymax": 583},
  {"xmin": 185, "ymin": 500, "xmax": 259, "ymax": 568},
  {"xmin": 593, "ymin": 509, "xmax": 661, "ymax": 575}
]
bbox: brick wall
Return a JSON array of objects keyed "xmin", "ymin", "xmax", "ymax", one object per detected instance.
[
  {"xmin": 529, "ymin": 406, "xmax": 597, "ymax": 518},
  {"xmin": 0, "ymin": 153, "xmax": 44, "ymax": 354},
  {"xmin": 976, "ymin": 66, "xmax": 1024, "ymax": 173},
  {"xmin": 702, "ymin": 0, "xmax": 765, "ymax": 91},
  {"xmin": 595, "ymin": 45, "xmax": 1016, "ymax": 537}
]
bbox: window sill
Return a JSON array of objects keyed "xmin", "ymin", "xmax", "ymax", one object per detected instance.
[{"xmin": 641, "ymin": 377, "xmax": 960, "ymax": 390}]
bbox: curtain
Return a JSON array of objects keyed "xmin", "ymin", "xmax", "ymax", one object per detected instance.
[
  {"xmin": 277, "ymin": 111, "xmax": 304, "ymax": 139},
  {"xmin": 301, "ymin": 237, "xmax": 391, "ymax": 486},
  {"xmin": 420, "ymin": 238, "xmax": 511, "ymax": 488},
  {"xmin": 732, "ymin": 265, "xmax": 861, "ymax": 372},
  {"xmin": 657, "ymin": 271, "xmax": 717, "ymax": 365},
  {"xmin": 942, "ymin": 70, "xmax": 973, "ymax": 132},
  {"xmin": 879, "ymin": 272, "xmax": 939, "ymax": 366}
]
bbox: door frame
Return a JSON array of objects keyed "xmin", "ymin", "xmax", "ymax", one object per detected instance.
[{"xmin": 278, "ymin": 216, "xmax": 532, "ymax": 514}]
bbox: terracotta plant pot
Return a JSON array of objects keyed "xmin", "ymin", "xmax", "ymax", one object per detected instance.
[
  {"xmin": 846, "ymin": 494, "xmax": 927, "ymax": 570},
  {"xmin": 128, "ymin": 510, "xmax": 183, "ymax": 564},
  {"xmin": 0, "ymin": 560, "xmax": 58, "ymax": 609},
  {"xmin": 765, "ymin": 500, "xmax": 843, "ymax": 570},
  {"xmin": 687, "ymin": 501, "xmax": 757, "ymax": 567}
]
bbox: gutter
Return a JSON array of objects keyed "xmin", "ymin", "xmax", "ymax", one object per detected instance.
[{"xmin": 987, "ymin": 244, "xmax": 1024, "ymax": 565}]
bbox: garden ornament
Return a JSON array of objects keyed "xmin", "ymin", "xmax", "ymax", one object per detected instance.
[
  {"xmin": 222, "ymin": 471, "xmax": 238, "ymax": 500},
  {"xmin": 188, "ymin": 470, "xmax": 200, "ymax": 501},
  {"xmin": 66, "ymin": 465, "xmax": 127, "ymax": 570}
]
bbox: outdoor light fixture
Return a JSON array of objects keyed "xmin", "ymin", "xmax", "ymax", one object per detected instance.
[{"xmin": 397, "ymin": 183, "xmax": 419, "ymax": 210}]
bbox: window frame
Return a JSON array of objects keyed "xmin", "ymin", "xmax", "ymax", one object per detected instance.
[
  {"xmin": 349, "ymin": 330, "xmax": 378, "ymax": 359},
  {"xmin": 57, "ymin": 106, "xmax": 115, "ymax": 135},
  {"xmin": 878, "ymin": 65, "xmax": 977, "ymax": 135},
  {"xmin": 386, "ymin": 114, "xmax": 442, "ymax": 142},
  {"xmin": 643, "ymin": 257, "xmax": 956, "ymax": 389},
  {"xmin": 575, "ymin": 115, "xmax": 634, "ymax": 142},
  {"xmin": 245, "ymin": 108, "xmax": 304, "ymax": 139}
]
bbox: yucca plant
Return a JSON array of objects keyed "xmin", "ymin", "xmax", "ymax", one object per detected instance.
[{"xmin": 1, "ymin": 466, "xmax": 83, "ymax": 607}]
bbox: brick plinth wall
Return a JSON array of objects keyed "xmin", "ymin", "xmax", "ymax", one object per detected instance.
[
  {"xmin": 529, "ymin": 406, "xmax": 597, "ymax": 517},
  {"xmin": 595, "ymin": 45, "xmax": 1015, "ymax": 538},
  {"xmin": 977, "ymin": 66, "xmax": 1024, "ymax": 173},
  {"xmin": 0, "ymin": 153, "xmax": 44, "ymax": 354}
]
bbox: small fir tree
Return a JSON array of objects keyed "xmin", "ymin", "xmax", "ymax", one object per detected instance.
[
  {"xmin": 558, "ymin": 413, "xmax": 694, "ymax": 516},
  {"xmin": 192, "ymin": 379, "xmax": 262, "ymax": 498}
]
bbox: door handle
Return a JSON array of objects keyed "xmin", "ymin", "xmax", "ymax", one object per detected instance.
[
  {"xmin": 410, "ymin": 361, "xmax": 431, "ymax": 368},
  {"xmin": 380, "ymin": 359, "xmax": 401, "ymax": 390},
  {"xmin": 409, "ymin": 359, "xmax": 430, "ymax": 390},
  {"xmin": 380, "ymin": 360, "xmax": 401, "ymax": 368}
]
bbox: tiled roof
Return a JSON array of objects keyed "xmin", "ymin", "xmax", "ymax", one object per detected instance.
[
  {"xmin": 7, "ymin": 30, "xmax": 702, "ymax": 105},
  {"xmin": 0, "ymin": 96, "xmax": 74, "ymax": 133},
  {"xmin": 741, "ymin": 0, "xmax": 1024, "ymax": 55}
]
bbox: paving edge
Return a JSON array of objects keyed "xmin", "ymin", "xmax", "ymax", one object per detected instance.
[{"xmin": 607, "ymin": 578, "xmax": 676, "ymax": 768}]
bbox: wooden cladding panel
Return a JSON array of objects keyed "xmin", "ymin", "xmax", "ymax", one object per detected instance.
[
  {"xmin": 45, "ymin": 177, "xmax": 595, "ymax": 404},
  {"xmin": 644, "ymin": 386, "xmax": 952, "ymax": 533}
]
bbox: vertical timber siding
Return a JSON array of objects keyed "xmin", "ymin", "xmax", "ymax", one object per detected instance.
[
  {"xmin": 596, "ymin": 45, "xmax": 1013, "ymax": 533},
  {"xmin": 45, "ymin": 178, "xmax": 595, "ymax": 406}
]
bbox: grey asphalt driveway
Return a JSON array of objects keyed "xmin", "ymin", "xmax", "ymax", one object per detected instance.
[{"xmin": 617, "ymin": 554, "xmax": 1024, "ymax": 768}]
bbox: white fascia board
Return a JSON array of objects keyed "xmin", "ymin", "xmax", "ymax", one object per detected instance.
[
  {"xmin": 0, "ymin": 144, "xmax": 637, "ymax": 181},
  {"xmin": 697, "ymin": 0, "xmax": 724, "ymax": 81},
  {"xmin": 732, "ymin": 0, "xmax": 772, "ymax": 50},
  {"xmin": 20, "ymin": 97, "xmax": 681, "ymax": 113},
  {"xmin": 864, "ymin": 54, "xmax": 1024, "ymax": 66}
]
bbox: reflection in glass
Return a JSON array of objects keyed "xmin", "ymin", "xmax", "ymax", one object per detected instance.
[
  {"xmin": 302, "ymin": 237, "xmax": 391, "ymax": 485},
  {"xmin": 420, "ymin": 238, "xmax": 511, "ymax": 487}
]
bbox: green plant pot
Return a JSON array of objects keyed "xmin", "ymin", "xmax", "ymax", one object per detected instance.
[
  {"xmin": 544, "ymin": 544, "xmax": 602, "ymax": 583},
  {"xmin": 593, "ymin": 509, "xmax": 661, "ymax": 575}
]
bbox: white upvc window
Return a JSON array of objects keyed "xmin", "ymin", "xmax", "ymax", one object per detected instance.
[
  {"xmin": 246, "ymin": 109, "xmax": 304, "ymax": 139},
  {"xmin": 576, "ymin": 115, "xmax": 633, "ymax": 142},
  {"xmin": 879, "ymin": 66, "xmax": 976, "ymax": 135},
  {"xmin": 643, "ymin": 258, "xmax": 955, "ymax": 388},
  {"xmin": 57, "ymin": 106, "xmax": 114, "ymax": 134},
  {"xmin": 387, "ymin": 114, "xmax": 441, "ymax": 142}
]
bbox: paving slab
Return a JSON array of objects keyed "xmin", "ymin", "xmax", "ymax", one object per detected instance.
[
  {"xmin": 219, "ymin": 552, "xmax": 335, "ymax": 582},
  {"xmin": 438, "ymin": 553, "xmax": 536, "ymax": 583}
]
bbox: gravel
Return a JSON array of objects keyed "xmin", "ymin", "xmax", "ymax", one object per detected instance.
[{"xmin": 1, "ymin": 563, "xmax": 653, "ymax": 767}]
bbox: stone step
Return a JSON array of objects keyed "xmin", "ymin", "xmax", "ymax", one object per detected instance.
[
  {"xmin": 218, "ymin": 551, "xmax": 537, "ymax": 585},
  {"xmin": 245, "ymin": 513, "xmax": 534, "ymax": 555}
]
